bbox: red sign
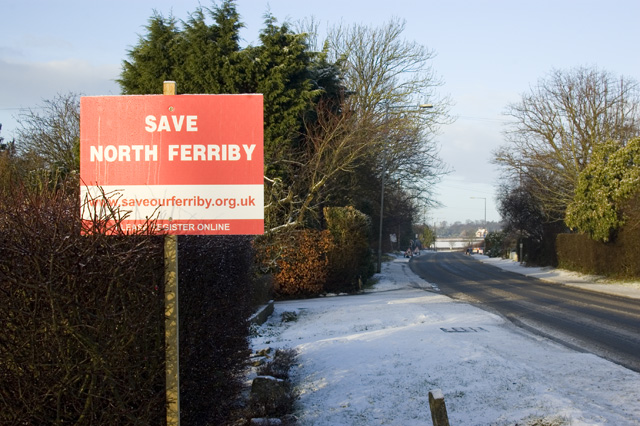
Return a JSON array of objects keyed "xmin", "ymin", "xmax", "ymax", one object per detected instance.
[{"xmin": 80, "ymin": 94, "xmax": 264, "ymax": 235}]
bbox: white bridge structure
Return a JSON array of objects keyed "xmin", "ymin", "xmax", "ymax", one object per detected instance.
[{"xmin": 432, "ymin": 237, "xmax": 485, "ymax": 252}]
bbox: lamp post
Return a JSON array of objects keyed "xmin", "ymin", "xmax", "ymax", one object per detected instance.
[
  {"xmin": 376, "ymin": 103, "xmax": 433, "ymax": 273},
  {"xmin": 470, "ymin": 196, "xmax": 486, "ymax": 229},
  {"xmin": 470, "ymin": 196, "xmax": 487, "ymax": 254}
]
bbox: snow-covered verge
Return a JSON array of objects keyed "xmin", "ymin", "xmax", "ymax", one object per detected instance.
[{"xmin": 250, "ymin": 255, "xmax": 640, "ymax": 425}]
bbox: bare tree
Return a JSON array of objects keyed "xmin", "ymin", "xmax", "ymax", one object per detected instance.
[
  {"xmin": 15, "ymin": 92, "xmax": 81, "ymax": 174},
  {"xmin": 494, "ymin": 66, "xmax": 640, "ymax": 219},
  {"xmin": 328, "ymin": 17, "xmax": 446, "ymax": 112},
  {"xmin": 327, "ymin": 17, "xmax": 452, "ymax": 210},
  {"xmin": 265, "ymin": 98, "xmax": 378, "ymax": 232}
]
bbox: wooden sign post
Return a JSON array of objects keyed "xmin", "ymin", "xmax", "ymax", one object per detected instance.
[
  {"xmin": 163, "ymin": 81, "xmax": 180, "ymax": 426},
  {"xmin": 165, "ymin": 231, "xmax": 179, "ymax": 425}
]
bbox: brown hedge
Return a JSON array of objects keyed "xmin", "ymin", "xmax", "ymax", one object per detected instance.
[{"xmin": 257, "ymin": 229, "xmax": 334, "ymax": 297}]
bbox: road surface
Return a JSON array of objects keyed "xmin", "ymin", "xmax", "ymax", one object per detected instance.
[{"xmin": 410, "ymin": 251, "xmax": 640, "ymax": 373}]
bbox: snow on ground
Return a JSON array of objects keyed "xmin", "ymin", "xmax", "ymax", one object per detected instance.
[{"xmin": 251, "ymin": 254, "xmax": 640, "ymax": 425}]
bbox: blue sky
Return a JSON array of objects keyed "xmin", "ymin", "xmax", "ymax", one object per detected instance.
[{"xmin": 2, "ymin": 0, "xmax": 639, "ymax": 224}]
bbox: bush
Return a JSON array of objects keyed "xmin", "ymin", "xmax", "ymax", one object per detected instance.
[
  {"xmin": 249, "ymin": 348, "xmax": 298, "ymax": 419},
  {"xmin": 484, "ymin": 230, "xmax": 508, "ymax": 258},
  {"xmin": 256, "ymin": 229, "xmax": 334, "ymax": 297},
  {"xmin": 253, "ymin": 207, "xmax": 374, "ymax": 298},
  {"xmin": 256, "ymin": 348, "xmax": 298, "ymax": 380},
  {"xmin": 178, "ymin": 235, "xmax": 255, "ymax": 426},
  {"xmin": 0, "ymin": 181, "xmax": 260, "ymax": 425},
  {"xmin": 0, "ymin": 183, "xmax": 166, "ymax": 425},
  {"xmin": 324, "ymin": 206, "xmax": 373, "ymax": 293}
]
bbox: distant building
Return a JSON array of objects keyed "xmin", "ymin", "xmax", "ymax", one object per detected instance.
[{"xmin": 476, "ymin": 228, "xmax": 487, "ymax": 238}]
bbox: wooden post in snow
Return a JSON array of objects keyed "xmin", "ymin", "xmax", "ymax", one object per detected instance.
[{"xmin": 429, "ymin": 389, "xmax": 450, "ymax": 426}]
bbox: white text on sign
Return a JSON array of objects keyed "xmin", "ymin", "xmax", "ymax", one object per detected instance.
[
  {"xmin": 144, "ymin": 115, "xmax": 198, "ymax": 132},
  {"xmin": 168, "ymin": 144, "xmax": 256, "ymax": 161},
  {"xmin": 90, "ymin": 144, "xmax": 257, "ymax": 162},
  {"xmin": 89, "ymin": 113, "xmax": 258, "ymax": 162}
]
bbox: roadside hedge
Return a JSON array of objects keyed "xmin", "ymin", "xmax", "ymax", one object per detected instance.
[
  {"xmin": 557, "ymin": 222, "xmax": 640, "ymax": 279},
  {"xmin": 255, "ymin": 206, "xmax": 374, "ymax": 298},
  {"xmin": 0, "ymin": 182, "xmax": 257, "ymax": 425},
  {"xmin": 256, "ymin": 229, "xmax": 334, "ymax": 297},
  {"xmin": 178, "ymin": 235, "xmax": 254, "ymax": 426},
  {"xmin": 0, "ymin": 185, "xmax": 166, "ymax": 425}
]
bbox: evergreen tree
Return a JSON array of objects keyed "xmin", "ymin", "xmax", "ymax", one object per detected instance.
[
  {"xmin": 175, "ymin": 1, "xmax": 244, "ymax": 94},
  {"xmin": 246, "ymin": 14, "xmax": 318, "ymax": 178},
  {"xmin": 117, "ymin": 3, "xmax": 322, "ymax": 176},
  {"xmin": 566, "ymin": 138, "xmax": 640, "ymax": 242},
  {"xmin": 118, "ymin": 12, "xmax": 181, "ymax": 94},
  {"xmin": 117, "ymin": 2, "xmax": 430, "ymax": 235},
  {"xmin": 210, "ymin": 0, "xmax": 245, "ymax": 92}
]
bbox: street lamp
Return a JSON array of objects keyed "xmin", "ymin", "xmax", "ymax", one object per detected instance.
[
  {"xmin": 470, "ymin": 197, "xmax": 487, "ymax": 254},
  {"xmin": 470, "ymin": 196, "xmax": 486, "ymax": 229},
  {"xmin": 376, "ymin": 103, "xmax": 434, "ymax": 273}
]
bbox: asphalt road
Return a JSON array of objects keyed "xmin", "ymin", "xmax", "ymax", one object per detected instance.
[{"xmin": 409, "ymin": 251, "xmax": 640, "ymax": 373}]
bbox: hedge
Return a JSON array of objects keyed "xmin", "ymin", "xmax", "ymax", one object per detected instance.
[
  {"xmin": 256, "ymin": 229, "xmax": 334, "ymax": 297},
  {"xmin": 0, "ymin": 183, "xmax": 257, "ymax": 425},
  {"xmin": 177, "ymin": 235, "xmax": 254, "ymax": 425},
  {"xmin": 557, "ymin": 225, "xmax": 640, "ymax": 279},
  {"xmin": 0, "ymin": 185, "xmax": 166, "ymax": 425}
]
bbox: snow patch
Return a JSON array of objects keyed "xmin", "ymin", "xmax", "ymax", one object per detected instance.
[{"xmin": 250, "ymin": 256, "xmax": 640, "ymax": 425}]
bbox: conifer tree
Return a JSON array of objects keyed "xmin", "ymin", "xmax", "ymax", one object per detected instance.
[
  {"xmin": 175, "ymin": 1, "xmax": 244, "ymax": 94},
  {"xmin": 245, "ymin": 14, "xmax": 317, "ymax": 178},
  {"xmin": 210, "ymin": 0, "xmax": 246, "ymax": 92},
  {"xmin": 118, "ymin": 12, "xmax": 181, "ymax": 94}
]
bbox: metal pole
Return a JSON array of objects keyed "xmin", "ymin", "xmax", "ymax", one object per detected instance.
[
  {"xmin": 376, "ymin": 162, "xmax": 385, "ymax": 273},
  {"xmin": 483, "ymin": 198, "xmax": 486, "ymax": 229},
  {"xmin": 470, "ymin": 197, "xmax": 487, "ymax": 232},
  {"xmin": 483, "ymin": 198, "xmax": 487, "ymax": 253},
  {"xmin": 376, "ymin": 103, "xmax": 389, "ymax": 274}
]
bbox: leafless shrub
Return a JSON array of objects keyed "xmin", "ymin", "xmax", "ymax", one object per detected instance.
[{"xmin": 0, "ymin": 181, "xmax": 166, "ymax": 425}]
